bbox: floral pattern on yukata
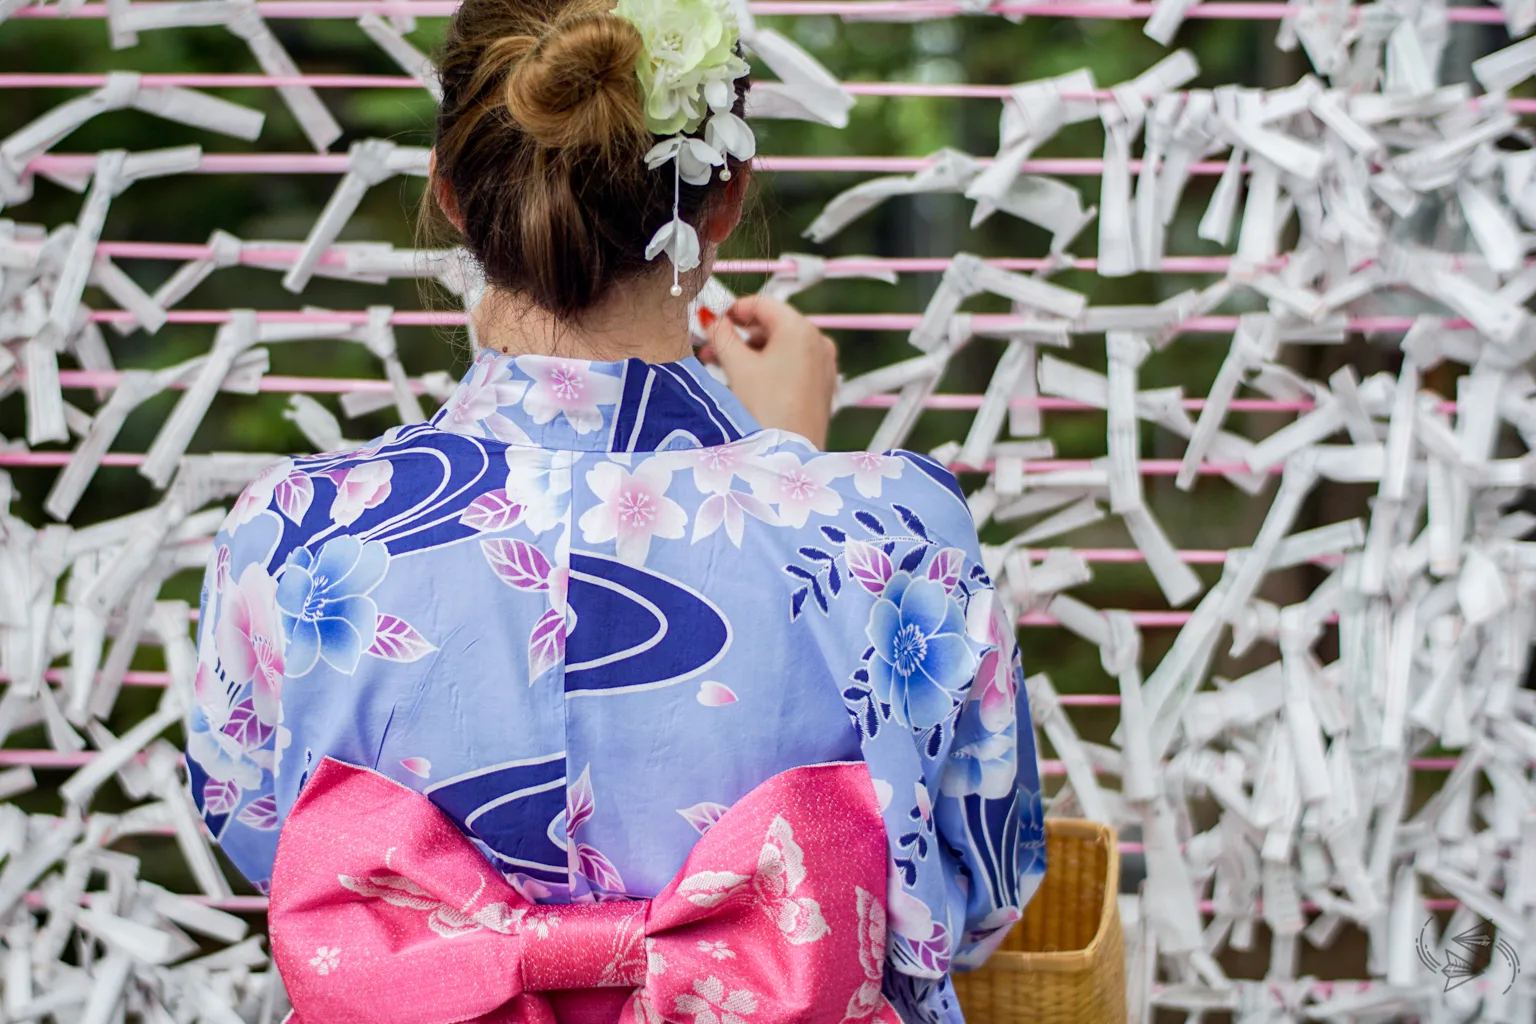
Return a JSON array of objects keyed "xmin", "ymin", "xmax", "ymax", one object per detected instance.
[{"xmin": 188, "ymin": 350, "xmax": 1045, "ymax": 1024}]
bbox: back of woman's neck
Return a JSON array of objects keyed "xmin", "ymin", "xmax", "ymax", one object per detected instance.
[{"xmin": 471, "ymin": 282, "xmax": 694, "ymax": 364}]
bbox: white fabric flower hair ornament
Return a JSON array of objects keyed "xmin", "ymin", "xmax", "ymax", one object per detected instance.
[{"xmin": 612, "ymin": 0, "xmax": 755, "ymax": 295}]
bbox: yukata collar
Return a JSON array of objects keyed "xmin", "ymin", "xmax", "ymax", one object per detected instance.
[{"xmin": 431, "ymin": 349, "xmax": 762, "ymax": 453}]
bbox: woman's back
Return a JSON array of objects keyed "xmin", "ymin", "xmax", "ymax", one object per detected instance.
[
  {"xmin": 191, "ymin": 1, "xmax": 1044, "ymax": 1017},
  {"xmin": 193, "ymin": 350, "xmax": 1043, "ymax": 1019}
]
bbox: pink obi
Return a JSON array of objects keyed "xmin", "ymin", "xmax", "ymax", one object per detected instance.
[{"xmin": 269, "ymin": 758, "xmax": 901, "ymax": 1024}]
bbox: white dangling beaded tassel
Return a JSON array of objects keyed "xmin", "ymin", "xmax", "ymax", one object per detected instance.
[{"xmin": 669, "ymin": 158, "xmax": 683, "ymax": 297}]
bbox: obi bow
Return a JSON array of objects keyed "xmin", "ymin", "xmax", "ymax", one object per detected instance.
[{"xmin": 270, "ymin": 758, "xmax": 901, "ymax": 1024}]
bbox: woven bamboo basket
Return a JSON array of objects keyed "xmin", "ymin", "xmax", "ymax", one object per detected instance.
[{"xmin": 951, "ymin": 819, "xmax": 1123, "ymax": 1024}]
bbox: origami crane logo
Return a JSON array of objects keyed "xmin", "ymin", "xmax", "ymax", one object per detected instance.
[{"xmin": 1416, "ymin": 919, "xmax": 1521, "ymax": 994}]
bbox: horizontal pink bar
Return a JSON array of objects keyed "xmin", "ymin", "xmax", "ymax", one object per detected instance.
[
  {"xmin": 1021, "ymin": 609, "xmax": 1195, "ymax": 627},
  {"xmin": 8, "ymin": 74, "xmax": 1532, "ymax": 115},
  {"xmin": 0, "ymin": 669, "xmax": 174, "ymax": 688},
  {"xmin": 32, "ymin": 153, "xmax": 1230, "ymax": 177},
  {"xmin": 76, "ymin": 241, "xmax": 1254, "ymax": 276},
  {"xmin": 11, "ymin": 240, "xmax": 1504, "ymax": 283},
  {"xmin": 77, "ymin": 308, "xmax": 1434, "ymax": 333},
  {"xmin": 54, "ymin": 368, "xmax": 1342, "ymax": 414},
  {"xmin": 0, "ymin": 73, "xmax": 424, "ymax": 89},
  {"xmin": 0, "ymin": 452, "xmax": 145, "ymax": 467},
  {"xmin": 10, "ymin": 1, "xmax": 1512, "ymax": 22},
  {"xmin": 20, "ymin": 890, "xmax": 272, "ymax": 913},
  {"xmin": 860, "ymin": 393, "xmax": 1316, "ymax": 412}
]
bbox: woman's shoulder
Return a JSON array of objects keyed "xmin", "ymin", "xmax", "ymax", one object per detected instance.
[{"xmin": 736, "ymin": 431, "xmax": 979, "ymax": 553}]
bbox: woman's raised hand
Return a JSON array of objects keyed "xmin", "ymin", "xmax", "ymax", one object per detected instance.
[{"xmin": 701, "ymin": 294, "xmax": 838, "ymax": 450}]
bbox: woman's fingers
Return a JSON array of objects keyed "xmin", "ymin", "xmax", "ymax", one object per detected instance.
[{"xmin": 709, "ymin": 293, "xmax": 838, "ymax": 449}]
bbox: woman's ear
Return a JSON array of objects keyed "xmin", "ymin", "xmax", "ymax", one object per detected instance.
[
  {"xmin": 703, "ymin": 165, "xmax": 751, "ymax": 244},
  {"xmin": 430, "ymin": 149, "xmax": 465, "ymax": 233}
]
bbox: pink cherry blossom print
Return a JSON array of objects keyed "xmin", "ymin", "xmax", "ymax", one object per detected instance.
[
  {"xmin": 400, "ymin": 757, "xmax": 432, "ymax": 779},
  {"xmin": 517, "ymin": 356, "xmax": 623, "ymax": 435},
  {"xmin": 441, "ymin": 353, "xmax": 530, "ymax": 441},
  {"xmin": 579, "ymin": 460, "xmax": 687, "ymax": 566},
  {"xmin": 329, "ymin": 461, "xmax": 393, "ymax": 527},
  {"xmin": 696, "ymin": 681, "xmax": 738, "ymax": 706},
  {"xmin": 691, "ymin": 490, "xmax": 778, "ymax": 547},
  {"xmin": 690, "ymin": 443, "xmax": 751, "ymax": 494},
  {"xmin": 834, "ymin": 451, "xmax": 904, "ymax": 498},
  {"xmin": 214, "ymin": 564, "xmax": 285, "ymax": 726},
  {"xmin": 226, "ymin": 457, "xmax": 298, "ymax": 530},
  {"xmin": 749, "ymin": 452, "xmax": 843, "ymax": 529}
]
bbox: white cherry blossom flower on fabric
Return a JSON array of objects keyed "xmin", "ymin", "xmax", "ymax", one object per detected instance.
[
  {"xmin": 688, "ymin": 440, "xmax": 767, "ymax": 494},
  {"xmin": 329, "ymin": 460, "xmax": 393, "ymax": 526},
  {"xmin": 520, "ymin": 911, "xmax": 562, "ymax": 939},
  {"xmin": 692, "ymin": 489, "xmax": 778, "ymax": 547},
  {"xmin": 674, "ymin": 976, "xmax": 757, "ymax": 1024},
  {"xmin": 441, "ymin": 353, "xmax": 531, "ymax": 442},
  {"xmin": 580, "ymin": 460, "xmax": 687, "ymax": 565},
  {"xmin": 830, "ymin": 451, "xmax": 905, "ymax": 498},
  {"xmin": 505, "ymin": 449, "xmax": 574, "ymax": 536},
  {"xmin": 697, "ymin": 939, "xmax": 735, "ymax": 960},
  {"xmin": 747, "ymin": 452, "xmax": 843, "ymax": 529},
  {"xmin": 309, "ymin": 947, "xmax": 340, "ymax": 975},
  {"xmin": 516, "ymin": 356, "xmax": 623, "ymax": 435}
]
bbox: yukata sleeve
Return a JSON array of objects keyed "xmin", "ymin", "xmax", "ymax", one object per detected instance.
[
  {"xmin": 187, "ymin": 505, "xmax": 289, "ymax": 891},
  {"xmin": 936, "ymin": 592, "xmax": 1046, "ymax": 971},
  {"xmin": 837, "ymin": 455, "xmax": 1044, "ymax": 1019}
]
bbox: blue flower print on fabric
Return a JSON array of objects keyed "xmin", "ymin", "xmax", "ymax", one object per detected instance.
[
  {"xmin": 191, "ymin": 352, "xmax": 1046, "ymax": 1024},
  {"xmin": 866, "ymin": 573, "xmax": 977, "ymax": 729},
  {"xmin": 275, "ymin": 536, "xmax": 389, "ymax": 676}
]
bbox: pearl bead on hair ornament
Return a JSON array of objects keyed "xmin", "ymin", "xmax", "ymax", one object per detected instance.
[
  {"xmin": 720, "ymin": 168, "xmax": 731, "ymax": 181},
  {"xmin": 670, "ymin": 284, "xmax": 683, "ymax": 297}
]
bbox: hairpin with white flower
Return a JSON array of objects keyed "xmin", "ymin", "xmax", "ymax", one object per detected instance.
[{"xmin": 613, "ymin": 0, "xmax": 756, "ymax": 297}]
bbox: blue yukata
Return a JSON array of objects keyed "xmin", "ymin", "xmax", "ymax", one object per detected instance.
[{"xmin": 188, "ymin": 349, "xmax": 1046, "ymax": 1023}]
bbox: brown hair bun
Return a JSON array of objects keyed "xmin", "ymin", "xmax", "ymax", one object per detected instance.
[
  {"xmin": 503, "ymin": 15, "xmax": 646, "ymax": 152},
  {"xmin": 429, "ymin": 0, "xmax": 751, "ymax": 319}
]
